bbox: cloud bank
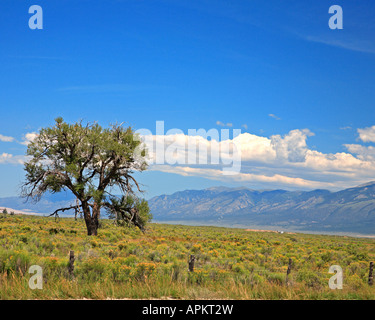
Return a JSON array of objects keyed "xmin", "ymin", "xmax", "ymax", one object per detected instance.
[
  {"xmin": 138, "ymin": 125, "xmax": 375, "ymax": 191},
  {"xmin": 3, "ymin": 125, "xmax": 375, "ymax": 191}
]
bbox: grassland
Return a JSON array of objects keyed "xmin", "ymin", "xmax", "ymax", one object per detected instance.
[{"xmin": 1, "ymin": 213, "xmax": 375, "ymax": 299}]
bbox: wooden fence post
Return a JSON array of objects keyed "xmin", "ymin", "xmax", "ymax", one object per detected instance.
[
  {"xmin": 188, "ymin": 255, "xmax": 195, "ymax": 272},
  {"xmin": 68, "ymin": 250, "xmax": 75, "ymax": 278},
  {"xmin": 286, "ymin": 258, "xmax": 292, "ymax": 285},
  {"xmin": 368, "ymin": 262, "xmax": 374, "ymax": 286}
]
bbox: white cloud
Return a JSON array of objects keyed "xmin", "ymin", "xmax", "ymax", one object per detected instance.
[
  {"xmin": 358, "ymin": 125, "xmax": 375, "ymax": 143},
  {"xmin": 0, "ymin": 153, "xmax": 28, "ymax": 165},
  {"xmin": 233, "ymin": 133, "xmax": 275, "ymax": 162},
  {"xmin": 4, "ymin": 124, "xmax": 375, "ymax": 191},
  {"xmin": 303, "ymin": 150, "xmax": 366, "ymax": 173},
  {"xmin": 345, "ymin": 144, "xmax": 375, "ymax": 161},
  {"xmin": 150, "ymin": 165, "xmax": 336, "ymax": 189},
  {"xmin": 216, "ymin": 121, "xmax": 233, "ymax": 127},
  {"xmin": 140, "ymin": 132, "xmax": 241, "ymax": 169},
  {"xmin": 138, "ymin": 127, "xmax": 375, "ymax": 190},
  {"xmin": 271, "ymin": 129, "xmax": 314, "ymax": 163},
  {"xmin": 0, "ymin": 131, "xmax": 38, "ymax": 145},
  {"xmin": 269, "ymin": 113, "xmax": 281, "ymax": 120},
  {"xmin": 340, "ymin": 126, "xmax": 352, "ymax": 130},
  {"xmin": 0, "ymin": 134, "xmax": 15, "ymax": 142},
  {"xmin": 20, "ymin": 132, "xmax": 38, "ymax": 146}
]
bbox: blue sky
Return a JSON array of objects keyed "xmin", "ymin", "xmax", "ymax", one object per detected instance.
[{"xmin": 1, "ymin": 0, "xmax": 375, "ymax": 199}]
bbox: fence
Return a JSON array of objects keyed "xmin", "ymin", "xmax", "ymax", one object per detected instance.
[{"xmin": 65, "ymin": 251, "xmax": 375, "ymax": 286}]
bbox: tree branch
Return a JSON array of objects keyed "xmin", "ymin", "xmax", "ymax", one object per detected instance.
[{"xmin": 48, "ymin": 204, "xmax": 82, "ymax": 221}]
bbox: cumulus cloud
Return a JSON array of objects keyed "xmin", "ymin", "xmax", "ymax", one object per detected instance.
[
  {"xmin": 20, "ymin": 132, "xmax": 38, "ymax": 145},
  {"xmin": 0, "ymin": 134, "xmax": 15, "ymax": 142},
  {"xmin": 271, "ymin": 129, "xmax": 314, "ymax": 163},
  {"xmin": 358, "ymin": 125, "xmax": 375, "ymax": 143},
  {"xmin": 136, "ymin": 126, "xmax": 375, "ymax": 190},
  {"xmin": 345, "ymin": 144, "xmax": 375, "ymax": 161},
  {"xmin": 139, "ymin": 131, "xmax": 242, "ymax": 175},
  {"xmin": 232, "ymin": 133, "xmax": 275, "ymax": 162},
  {"xmin": 4, "ymin": 124, "xmax": 375, "ymax": 191},
  {"xmin": 0, "ymin": 153, "xmax": 28, "ymax": 165}
]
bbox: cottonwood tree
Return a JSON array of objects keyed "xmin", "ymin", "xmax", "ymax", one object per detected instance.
[{"xmin": 21, "ymin": 117, "xmax": 150, "ymax": 236}]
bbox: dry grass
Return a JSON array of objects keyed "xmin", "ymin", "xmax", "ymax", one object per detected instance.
[{"xmin": 1, "ymin": 214, "xmax": 375, "ymax": 299}]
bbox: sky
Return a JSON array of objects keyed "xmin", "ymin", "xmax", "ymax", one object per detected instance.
[{"xmin": 1, "ymin": 0, "xmax": 375, "ymax": 199}]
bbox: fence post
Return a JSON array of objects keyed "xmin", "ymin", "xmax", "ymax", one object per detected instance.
[
  {"xmin": 286, "ymin": 258, "xmax": 292, "ymax": 285},
  {"xmin": 188, "ymin": 255, "xmax": 195, "ymax": 272},
  {"xmin": 369, "ymin": 262, "xmax": 374, "ymax": 286},
  {"xmin": 68, "ymin": 250, "xmax": 75, "ymax": 278}
]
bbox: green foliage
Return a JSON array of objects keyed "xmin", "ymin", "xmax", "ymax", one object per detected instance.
[
  {"xmin": 296, "ymin": 270, "xmax": 326, "ymax": 289},
  {"xmin": 105, "ymin": 195, "xmax": 152, "ymax": 232},
  {"xmin": 25, "ymin": 117, "xmax": 147, "ymax": 199},
  {"xmin": 21, "ymin": 118, "xmax": 149, "ymax": 235}
]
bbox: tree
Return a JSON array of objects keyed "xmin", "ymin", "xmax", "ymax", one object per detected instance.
[
  {"xmin": 104, "ymin": 195, "xmax": 152, "ymax": 232},
  {"xmin": 21, "ymin": 117, "xmax": 149, "ymax": 236}
]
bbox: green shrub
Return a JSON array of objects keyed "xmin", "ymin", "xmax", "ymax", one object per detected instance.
[{"xmin": 297, "ymin": 270, "xmax": 325, "ymax": 289}]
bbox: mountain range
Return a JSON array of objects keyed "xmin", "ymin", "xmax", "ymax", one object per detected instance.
[
  {"xmin": 148, "ymin": 182, "xmax": 375, "ymax": 235},
  {"xmin": 2, "ymin": 182, "xmax": 375, "ymax": 235},
  {"xmin": 0, "ymin": 192, "xmax": 75, "ymax": 216}
]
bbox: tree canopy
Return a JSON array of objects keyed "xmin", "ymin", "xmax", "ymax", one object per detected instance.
[{"xmin": 21, "ymin": 117, "xmax": 151, "ymax": 235}]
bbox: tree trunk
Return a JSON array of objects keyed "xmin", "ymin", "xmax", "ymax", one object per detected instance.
[
  {"xmin": 87, "ymin": 218, "xmax": 98, "ymax": 236},
  {"xmin": 91, "ymin": 201, "xmax": 100, "ymax": 234},
  {"xmin": 82, "ymin": 201, "xmax": 100, "ymax": 236}
]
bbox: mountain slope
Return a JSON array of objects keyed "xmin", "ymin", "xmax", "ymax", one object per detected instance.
[
  {"xmin": 0, "ymin": 191, "xmax": 75, "ymax": 215},
  {"xmin": 148, "ymin": 182, "xmax": 375, "ymax": 234}
]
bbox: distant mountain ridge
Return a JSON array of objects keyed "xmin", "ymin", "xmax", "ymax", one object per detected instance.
[
  {"xmin": 3, "ymin": 182, "xmax": 375, "ymax": 234},
  {"xmin": 148, "ymin": 182, "xmax": 375, "ymax": 234},
  {"xmin": 0, "ymin": 191, "xmax": 75, "ymax": 216}
]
